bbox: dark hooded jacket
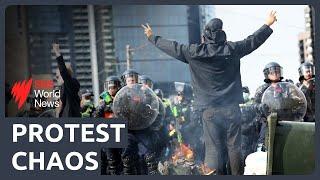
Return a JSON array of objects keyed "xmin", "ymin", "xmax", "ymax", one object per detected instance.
[
  {"xmin": 148, "ymin": 18, "xmax": 273, "ymax": 107},
  {"xmin": 56, "ymin": 56, "xmax": 81, "ymax": 117}
]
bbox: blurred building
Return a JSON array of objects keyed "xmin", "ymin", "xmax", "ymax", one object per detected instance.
[
  {"xmin": 112, "ymin": 5, "xmax": 215, "ymax": 94},
  {"xmin": 5, "ymin": 6, "xmax": 30, "ymax": 82},
  {"xmin": 199, "ymin": 5, "xmax": 215, "ymax": 30},
  {"xmin": 6, "ymin": 5, "xmax": 215, "ymax": 102},
  {"xmin": 298, "ymin": 5, "xmax": 315, "ymax": 64},
  {"xmin": 5, "ymin": 6, "xmax": 30, "ymax": 116},
  {"xmin": 21, "ymin": 5, "xmax": 117, "ymax": 92}
]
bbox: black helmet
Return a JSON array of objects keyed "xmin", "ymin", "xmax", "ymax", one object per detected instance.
[
  {"xmin": 263, "ymin": 62, "xmax": 283, "ymax": 83},
  {"xmin": 174, "ymin": 82, "xmax": 193, "ymax": 101},
  {"xmin": 298, "ymin": 61, "xmax": 315, "ymax": 81},
  {"xmin": 104, "ymin": 76, "xmax": 122, "ymax": 91},
  {"xmin": 81, "ymin": 89, "xmax": 93, "ymax": 99},
  {"xmin": 139, "ymin": 75, "xmax": 153, "ymax": 89},
  {"xmin": 154, "ymin": 89, "xmax": 164, "ymax": 99},
  {"xmin": 242, "ymin": 86, "xmax": 250, "ymax": 94},
  {"xmin": 121, "ymin": 69, "xmax": 139, "ymax": 85}
]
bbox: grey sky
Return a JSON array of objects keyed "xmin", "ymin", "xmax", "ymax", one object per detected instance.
[{"xmin": 214, "ymin": 5, "xmax": 306, "ymax": 96}]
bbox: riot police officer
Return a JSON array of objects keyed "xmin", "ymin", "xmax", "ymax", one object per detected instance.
[
  {"xmin": 153, "ymin": 88, "xmax": 176, "ymax": 161},
  {"xmin": 154, "ymin": 89, "xmax": 174, "ymax": 122},
  {"xmin": 297, "ymin": 61, "xmax": 315, "ymax": 122},
  {"xmin": 121, "ymin": 69, "xmax": 139, "ymax": 87},
  {"xmin": 140, "ymin": 75, "xmax": 170, "ymax": 174},
  {"xmin": 154, "ymin": 88, "xmax": 163, "ymax": 99},
  {"xmin": 254, "ymin": 62, "xmax": 284, "ymax": 151},
  {"xmin": 80, "ymin": 90, "xmax": 95, "ymax": 118},
  {"xmin": 96, "ymin": 76, "xmax": 122, "ymax": 175},
  {"xmin": 139, "ymin": 75, "xmax": 154, "ymax": 89},
  {"xmin": 170, "ymin": 82, "xmax": 192, "ymax": 142},
  {"xmin": 117, "ymin": 70, "xmax": 163, "ymax": 175},
  {"xmin": 95, "ymin": 76, "xmax": 122, "ymax": 118},
  {"xmin": 154, "ymin": 88, "xmax": 174, "ymax": 128},
  {"xmin": 101, "ymin": 70, "xmax": 140, "ymax": 175}
]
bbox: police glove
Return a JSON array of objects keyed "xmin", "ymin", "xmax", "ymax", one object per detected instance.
[{"xmin": 258, "ymin": 104, "xmax": 270, "ymax": 117}]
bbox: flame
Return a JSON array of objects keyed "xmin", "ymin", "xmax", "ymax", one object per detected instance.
[
  {"xmin": 180, "ymin": 143, "xmax": 193, "ymax": 160},
  {"xmin": 171, "ymin": 143, "xmax": 194, "ymax": 164},
  {"xmin": 172, "ymin": 154, "xmax": 179, "ymax": 164},
  {"xmin": 200, "ymin": 164, "xmax": 216, "ymax": 175}
]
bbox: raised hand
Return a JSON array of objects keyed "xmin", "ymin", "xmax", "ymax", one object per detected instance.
[
  {"xmin": 52, "ymin": 43, "xmax": 61, "ymax": 57},
  {"xmin": 141, "ymin": 23, "xmax": 153, "ymax": 38},
  {"xmin": 266, "ymin": 10, "xmax": 277, "ymax": 26}
]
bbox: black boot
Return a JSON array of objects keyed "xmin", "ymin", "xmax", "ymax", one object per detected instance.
[
  {"xmin": 122, "ymin": 155, "xmax": 138, "ymax": 175},
  {"xmin": 106, "ymin": 149, "xmax": 122, "ymax": 175},
  {"xmin": 144, "ymin": 153, "xmax": 159, "ymax": 175},
  {"xmin": 101, "ymin": 148, "xmax": 108, "ymax": 175}
]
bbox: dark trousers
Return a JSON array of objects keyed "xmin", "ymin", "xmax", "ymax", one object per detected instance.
[
  {"xmin": 122, "ymin": 130, "xmax": 164, "ymax": 174},
  {"xmin": 202, "ymin": 104, "xmax": 243, "ymax": 175},
  {"xmin": 257, "ymin": 121, "xmax": 267, "ymax": 145}
]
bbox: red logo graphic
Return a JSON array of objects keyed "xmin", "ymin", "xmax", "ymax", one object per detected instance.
[
  {"xmin": 11, "ymin": 78, "xmax": 33, "ymax": 109},
  {"xmin": 34, "ymin": 79, "xmax": 54, "ymax": 89}
]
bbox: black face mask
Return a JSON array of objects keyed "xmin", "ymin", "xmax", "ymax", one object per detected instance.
[{"xmin": 203, "ymin": 30, "xmax": 227, "ymax": 44}]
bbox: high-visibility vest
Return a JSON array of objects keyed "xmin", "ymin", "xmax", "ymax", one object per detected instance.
[{"xmin": 99, "ymin": 91, "xmax": 114, "ymax": 119}]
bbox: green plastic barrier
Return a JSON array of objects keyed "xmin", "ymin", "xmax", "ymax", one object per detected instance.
[{"xmin": 266, "ymin": 114, "xmax": 315, "ymax": 175}]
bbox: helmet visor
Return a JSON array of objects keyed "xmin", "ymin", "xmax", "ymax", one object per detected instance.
[
  {"xmin": 123, "ymin": 74, "xmax": 139, "ymax": 85},
  {"xmin": 104, "ymin": 81, "xmax": 121, "ymax": 91},
  {"xmin": 301, "ymin": 65, "xmax": 315, "ymax": 76},
  {"xmin": 266, "ymin": 66, "xmax": 282, "ymax": 77},
  {"xmin": 139, "ymin": 79, "xmax": 153, "ymax": 89}
]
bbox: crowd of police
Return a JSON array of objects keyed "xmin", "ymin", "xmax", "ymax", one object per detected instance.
[
  {"xmin": 84, "ymin": 69, "xmax": 205, "ymax": 175},
  {"xmin": 79, "ymin": 60, "xmax": 315, "ymax": 175},
  {"xmin": 7, "ymin": 57, "xmax": 314, "ymax": 175},
  {"xmin": 240, "ymin": 61, "xmax": 315, "ymax": 162}
]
